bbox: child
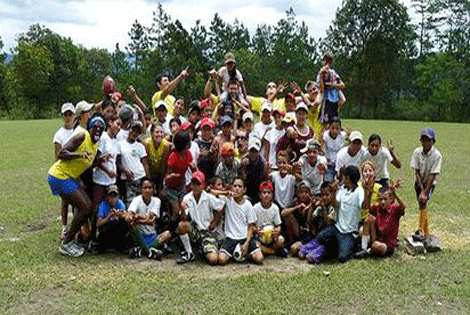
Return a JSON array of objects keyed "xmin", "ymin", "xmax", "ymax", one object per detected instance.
[
  {"xmin": 357, "ymin": 181, "xmax": 405, "ymax": 257},
  {"xmin": 117, "ymin": 120, "xmax": 150, "ymax": 206},
  {"xmin": 218, "ymin": 177, "xmax": 263, "ymax": 265},
  {"xmin": 262, "ymin": 109, "xmax": 286, "ymax": 170},
  {"xmin": 410, "ymin": 128, "xmax": 442, "ymax": 240},
  {"xmin": 296, "ymin": 139, "xmax": 328, "ymax": 195},
  {"xmin": 282, "ymin": 181, "xmax": 315, "ymax": 255},
  {"xmin": 53, "ymin": 103, "xmax": 76, "ymax": 239},
  {"xmin": 335, "ymin": 131, "xmax": 367, "ymax": 175},
  {"xmin": 196, "ymin": 117, "xmax": 216, "ymax": 180},
  {"xmin": 128, "ymin": 178, "xmax": 172, "ymax": 260},
  {"xmin": 364, "ymin": 134, "xmax": 401, "ymax": 188},
  {"xmin": 317, "ymin": 165, "xmax": 363, "ymax": 263},
  {"xmin": 252, "ymin": 181, "xmax": 287, "ymax": 257},
  {"xmin": 177, "ymin": 171, "xmax": 225, "ymax": 264},
  {"xmin": 215, "ymin": 142, "xmax": 241, "ymax": 186},
  {"xmin": 210, "ymin": 115, "xmax": 235, "ymax": 163},
  {"xmin": 240, "ymin": 137, "xmax": 267, "ymax": 204},
  {"xmin": 96, "ymin": 185, "xmax": 129, "ymax": 254},
  {"xmin": 271, "ymin": 151, "xmax": 297, "ymax": 210},
  {"xmin": 299, "ymin": 182, "xmax": 336, "ymax": 263},
  {"xmin": 322, "ymin": 117, "xmax": 346, "ymax": 182},
  {"xmin": 217, "ymin": 53, "xmax": 246, "ymax": 101}
]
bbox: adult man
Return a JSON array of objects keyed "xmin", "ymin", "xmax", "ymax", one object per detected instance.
[{"xmin": 151, "ymin": 68, "xmax": 189, "ymax": 115}]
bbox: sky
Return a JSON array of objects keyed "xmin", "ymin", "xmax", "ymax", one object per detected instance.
[{"xmin": 0, "ymin": 0, "xmax": 414, "ymax": 53}]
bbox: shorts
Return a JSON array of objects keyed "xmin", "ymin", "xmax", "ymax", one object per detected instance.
[
  {"xmin": 189, "ymin": 227, "xmax": 221, "ymax": 254},
  {"xmin": 164, "ymin": 185, "xmax": 186, "ymax": 205},
  {"xmin": 414, "ymin": 181, "xmax": 435, "ymax": 201},
  {"xmin": 220, "ymin": 237, "xmax": 260, "ymax": 259},
  {"xmin": 47, "ymin": 174, "xmax": 79, "ymax": 196},
  {"xmin": 320, "ymin": 100, "xmax": 339, "ymax": 124},
  {"xmin": 125, "ymin": 180, "xmax": 142, "ymax": 206}
]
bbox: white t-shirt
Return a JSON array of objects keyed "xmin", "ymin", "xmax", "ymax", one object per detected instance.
[
  {"xmin": 116, "ymin": 129, "xmax": 130, "ymax": 143},
  {"xmin": 299, "ymin": 154, "xmax": 328, "ymax": 194},
  {"xmin": 93, "ymin": 132, "xmax": 120, "ymax": 186},
  {"xmin": 162, "ymin": 113, "xmax": 184, "ymax": 135},
  {"xmin": 224, "ymin": 197, "xmax": 255, "ymax": 240},
  {"xmin": 252, "ymin": 202, "xmax": 282, "ymax": 228},
  {"xmin": 265, "ymin": 128, "xmax": 285, "ymax": 168},
  {"xmin": 118, "ymin": 140, "xmax": 147, "ymax": 181},
  {"xmin": 271, "ymin": 171, "xmax": 296, "ymax": 209},
  {"xmin": 335, "ymin": 146, "xmax": 367, "ymax": 173},
  {"xmin": 183, "ymin": 191, "xmax": 225, "ymax": 231},
  {"xmin": 253, "ymin": 121, "xmax": 275, "ymax": 141},
  {"xmin": 410, "ymin": 146, "xmax": 442, "ymax": 185},
  {"xmin": 218, "ymin": 66, "xmax": 243, "ymax": 92},
  {"xmin": 53, "ymin": 127, "xmax": 75, "ymax": 147},
  {"xmin": 335, "ymin": 185, "xmax": 364, "ymax": 234},
  {"xmin": 323, "ymin": 130, "xmax": 346, "ymax": 163},
  {"xmin": 128, "ymin": 195, "xmax": 161, "ymax": 235},
  {"xmin": 364, "ymin": 147, "xmax": 393, "ymax": 180}
]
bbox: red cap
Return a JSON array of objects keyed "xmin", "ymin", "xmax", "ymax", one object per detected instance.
[
  {"xmin": 260, "ymin": 181, "xmax": 274, "ymax": 192},
  {"xmin": 200, "ymin": 117, "xmax": 216, "ymax": 129},
  {"xmin": 112, "ymin": 92, "xmax": 122, "ymax": 100},
  {"xmin": 273, "ymin": 109, "xmax": 286, "ymax": 117},
  {"xmin": 180, "ymin": 122, "xmax": 194, "ymax": 131},
  {"xmin": 191, "ymin": 171, "xmax": 206, "ymax": 186},
  {"xmin": 220, "ymin": 142, "xmax": 235, "ymax": 156},
  {"xmin": 200, "ymin": 98, "xmax": 213, "ymax": 109}
]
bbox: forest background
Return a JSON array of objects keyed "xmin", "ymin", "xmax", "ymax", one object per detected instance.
[{"xmin": 0, "ymin": 0, "xmax": 469, "ymax": 122}]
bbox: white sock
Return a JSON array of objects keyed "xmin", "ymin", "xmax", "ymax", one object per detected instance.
[
  {"xmin": 180, "ymin": 234, "xmax": 193, "ymax": 254},
  {"xmin": 362, "ymin": 236, "xmax": 370, "ymax": 250}
]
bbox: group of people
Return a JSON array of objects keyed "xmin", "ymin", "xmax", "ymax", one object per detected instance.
[{"xmin": 47, "ymin": 52, "xmax": 442, "ymax": 265}]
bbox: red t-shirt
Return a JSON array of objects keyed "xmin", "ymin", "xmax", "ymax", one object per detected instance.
[
  {"xmin": 165, "ymin": 149, "xmax": 193, "ymax": 189},
  {"xmin": 371, "ymin": 202, "xmax": 405, "ymax": 249}
]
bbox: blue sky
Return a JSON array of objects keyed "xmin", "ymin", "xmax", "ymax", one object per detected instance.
[{"xmin": 0, "ymin": 0, "xmax": 414, "ymax": 52}]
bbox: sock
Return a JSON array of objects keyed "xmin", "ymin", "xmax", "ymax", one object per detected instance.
[
  {"xmin": 362, "ymin": 236, "xmax": 370, "ymax": 250},
  {"xmin": 180, "ymin": 234, "xmax": 193, "ymax": 254}
]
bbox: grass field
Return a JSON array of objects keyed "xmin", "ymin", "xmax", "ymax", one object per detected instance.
[{"xmin": 0, "ymin": 118, "xmax": 469, "ymax": 314}]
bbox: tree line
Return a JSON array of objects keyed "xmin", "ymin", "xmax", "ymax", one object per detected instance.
[{"xmin": 0, "ymin": 0, "xmax": 469, "ymax": 122}]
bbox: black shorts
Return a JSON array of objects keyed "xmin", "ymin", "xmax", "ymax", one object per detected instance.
[
  {"xmin": 414, "ymin": 181, "xmax": 435, "ymax": 201},
  {"xmin": 220, "ymin": 237, "xmax": 260, "ymax": 259},
  {"xmin": 323, "ymin": 100, "xmax": 339, "ymax": 123}
]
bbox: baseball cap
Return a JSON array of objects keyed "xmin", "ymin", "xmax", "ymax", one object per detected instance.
[
  {"xmin": 420, "ymin": 128, "xmax": 436, "ymax": 141},
  {"xmin": 261, "ymin": 102, "xmax": 272, "ymax": 112},
  {"xmin": 298, "ymin": 180, "xmax": 312, "ymax": 192},
  {"xmin": 118, "ymin": 105, "xmax": 134, "ymax": 121},
  {"xmin": 300, "ymin": 139, "xmax": 322, "ymax": 154},
  {"xmin": 75, "ymin": 100, "xmax": 94, "ymax": 116},
  {"xmin": 224, "ymin": 52, "xmax": 236, "ymax": 64},
  {"xmin": 61, "ymin": 103, "xmax": 75, "ymax": 114},
  {"xmin": 200, "ymin": 98, "xmax": 213, "ymax": 109},
  {"xmin": 188, "ymin": 104, "xmax": 201, "ymax": 114},
  {"xmin": 180, "ymin": 122, "xmax": 194, "ymax": 131},
  {"xmin": 220, "ymin": 115, "xmax": 233, "ymax": 126},
  {"xmin": 242, "ymin": 111, "xmax": 254, "ymax": 122},
  {"xmin": 323, "ymin": 51, "xmax": 334, "ymax": 61},
  {"xmin": 273, "ymin": 109, "xmax": 286, "ymax": 117},
  {"xmin": 191, "ymin": 171, "xmax": 206, "ymax": 186},
  {"xmin": 200, "ymin": 117, "xmax": 216, "ymax": 129},
  {"xmin": 295, "ymin": 102, "xmax": 309, "ymax": 113},
  {"xmin": 106, "ymin": 185, "xmax": 119, "ymax": 195},
  {"xmin": 260, "ymin": 181, "xmax": 274, "ymax": 192},
  {"xmin": 248, "ymin": 137, "xmax": 261, "ymax": 152},
  {"xmin": 282, "ymin": 112, "xmax": 296, "ymax": 124},
  {"xmin": 221, "ymin": 142, "xmax": 235, "ymax": 156},
  {"xmin": 130, "ymin": 120, "xmax": 143, "ymax": 130},
  {"xmin": 349, "ymin": 131, "xmax": 363, "ymax": 143},
  {"xmin": 154, "ymin": 100, "xmax": 168, "ymax": 111}
]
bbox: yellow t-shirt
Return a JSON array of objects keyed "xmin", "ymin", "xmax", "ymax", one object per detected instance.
[
  {"xmin": 308, "ymin": 105, "xmax": 323, "ymax": 141},
  {"xmin": 152, "ymin": 91, "xmax": 175, "ymax": 115},
  {"xmin": 250, "ymin": 97, "xmax": 286, "ymax": 113},
  {"xmin": 358, "ymin": 181, "xmax": 382, "ymax": 219},
  {"xmin": 48, "ymin": 131, "xmax": 99, "ymax": 180},
  {"xmin": 145, "ymin": 136, "xmax": 169, "ymax": 176}
]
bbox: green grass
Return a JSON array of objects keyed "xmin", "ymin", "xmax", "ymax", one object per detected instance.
[{"xmin": 0, "ymin": 118, "xmax": 469, "ymax": 314}]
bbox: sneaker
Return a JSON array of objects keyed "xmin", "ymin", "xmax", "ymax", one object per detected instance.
[
  {"xmin": 423, "ymin": 235, "xmax": 442, "ymax": 253},
  {"xmin": 176, "ymin": 251, "xmax": 195, "ymax": 264},
  {"xmin": 59, "ymin": 240, "xmax": 85, "ymax": 257},
  {"xmin": 354, "ymin": 249, "xmax": 370, "ymax": 259},
  {"xmin": 277, "ymin": 247, "xmax": 289, "ymax": 258},
  {"xmin": 162, "ymin": 243, "xmax": 174, "ymax": 254},
  {"xmin": 412, "ymin": 230, "xmax": 425, "ymax": 243},
  {"xmin": 129, "ymin": 247, "xmax": 142, "ymax": 259},
  {"xmin": 87, "ymin": 239, "xmax": 100, "ymax": 255},
  {"xmin": 148, "ymin": 247, "xmax": 163, "ymax": 260},
  {"xmin": 404, "ymin": 236, "xmax": 426, "ymax": 256}
]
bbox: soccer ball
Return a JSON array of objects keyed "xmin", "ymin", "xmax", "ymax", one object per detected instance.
[
  {"xmin": 261, "ymin": 225, "xmax": 275, "ymax": 245},
  {"xmin": 102, "ymin": 75, "xmax": 116, "ymax": 95}
]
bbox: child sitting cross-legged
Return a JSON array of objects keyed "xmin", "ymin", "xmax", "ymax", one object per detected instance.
[
  {"xmin": 176, "ymin": 171, "xmax": 225, "ymax": 265},
  {"xmin": 298, "ymin": 181, "xmax": 337, "ymax": 263},
  {"xmin": 128, "ymin": 178, "xmax": 172, "ymax": 260},
  {"xmin": 356, "ymin": 180, "xmax": 405, "ymax": 258},
  {"xmin": 253, "ymin": 181, "xmax": 288, "ymax": 258}
]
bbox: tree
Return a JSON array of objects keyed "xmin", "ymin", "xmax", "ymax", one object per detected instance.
[
  {"xmin": 324, "ymin": 0, "xmax": 416, "ymax": 118},
  {"xmin": 411, "ymin": 0, "xmax": 445, "ymax": 58}
]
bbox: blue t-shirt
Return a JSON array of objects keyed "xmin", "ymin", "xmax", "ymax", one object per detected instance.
[{"xmin": 97, "ymin": 199, "xmax": 126, "ymax": 218}]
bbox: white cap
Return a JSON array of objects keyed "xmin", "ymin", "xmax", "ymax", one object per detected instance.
[
  {"xmin": 349, "ymin": 131, "xmax": 363, "ymax": 142},
  {"xmin": 295, "ymin": 102, "xmax": 309, "ymax": 113},
  {"xmin": 248, "ymin": 136, "xmax": 261, "ymax": 151},
  {"xmin": 61, "ymin": 103, "xmax": 75, "ymax": 114},
  {"xmin": 261, "ymin": 102, "xmax": 272, "ymax": 112},
  {"xmin": 154, "ymin": 100, "xmax": 168, "ymax": 111},
  {"xmin": 242, "ymin": 111, "xmax": 254, "ymax": 122},
  {"xmin": 75, "ymin": 101, "xmax": 94, "ymax": 116}
]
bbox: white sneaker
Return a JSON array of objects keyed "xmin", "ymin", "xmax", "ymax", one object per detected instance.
[
  {"xmin": 404, "ymin": 236, "xmax": 426, "ymax": 256},
  {"xmin": 59, "ymin": 240, "xmax": 85, "ymax": 257}
]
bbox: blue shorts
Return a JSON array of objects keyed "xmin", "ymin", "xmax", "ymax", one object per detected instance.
[{"xmin": 47, "ymin": 174, "xmax": 79, "ymax": 196}]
